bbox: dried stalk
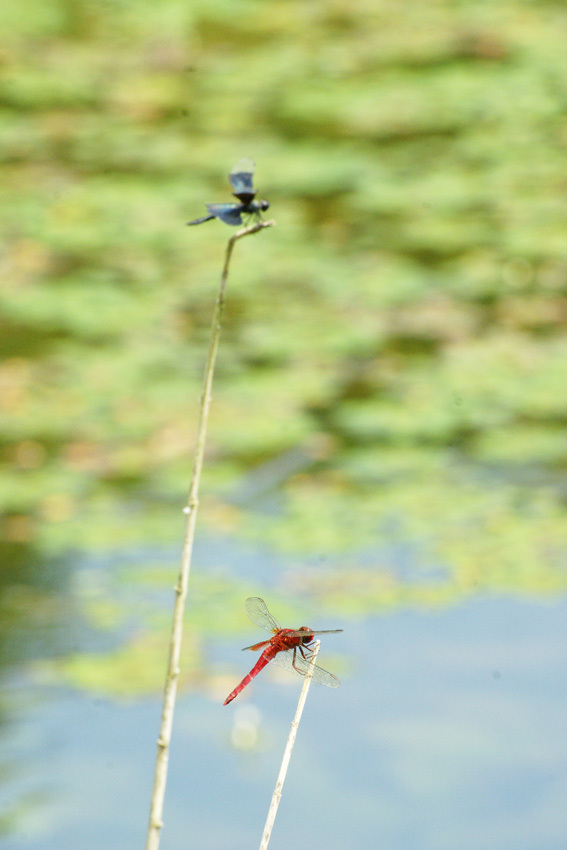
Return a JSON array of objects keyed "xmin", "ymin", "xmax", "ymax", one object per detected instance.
[
  {"xmin": 258, "ymin": 640, "xmax": 321, "ymax": 850},
  {"xmin": 145, "ymin": 218, "xmax": 275, "ymax": 850}
]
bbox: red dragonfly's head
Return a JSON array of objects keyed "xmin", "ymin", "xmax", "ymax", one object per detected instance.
[{"xmin": 297, "ymin": 626, "xmax": 316, "ymax": 645}]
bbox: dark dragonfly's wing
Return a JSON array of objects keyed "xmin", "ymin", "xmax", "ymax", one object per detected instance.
[
  {"xmin": 186, "ymin": 212, "xmax": 215, "ymax": 225},
  {"xmin": 205, "ymin": 203, "xmax": 244, "ymax": 226},
  {"xmin": 229, "ymin": 158, "xmax": 256, "ymax": 203}
]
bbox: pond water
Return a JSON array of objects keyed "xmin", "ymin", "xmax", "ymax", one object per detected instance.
[{"xmin": 1, "ymin": 538, "xmax": 566, "ymax": 850}]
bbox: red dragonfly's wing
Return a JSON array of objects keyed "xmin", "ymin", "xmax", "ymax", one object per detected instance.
[
  {"xmin": 241, "ymin": 630, "xmax": 342, "ymax": 651},
  {"xmin": 245, "ymin": 597, "xmax": 280, "ymax": 632},
  {"xmin": 283, "ymin": 628, "xmax": 343, "ymax": 639},
  {"xmin": 270, "ymin": 647, "xmax": 340, "ymax": 688},
  {"xmin": 241, "ymin": 638, "xmax": 271, "ymax": 652}
]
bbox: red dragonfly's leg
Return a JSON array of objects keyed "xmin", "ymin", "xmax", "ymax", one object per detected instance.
[
  {"xmin": 291, "ymin": 643, "xmax": 314, "ymax": 674},
  {"xmin": 224, "ymin": 649, "xmax": 274, "ymax": 706}
]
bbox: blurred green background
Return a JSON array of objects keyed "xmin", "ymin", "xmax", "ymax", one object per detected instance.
[{"xmin": 2, "ymin": 0, "xmax": 567, "ymax": 628}]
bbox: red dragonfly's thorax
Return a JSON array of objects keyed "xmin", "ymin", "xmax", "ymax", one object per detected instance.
[
  {"xmin": 283, "ymin": 626, "xmax": 316, "ymax": 645},
  {"xmin": 272, "ymin": 627, "xmax": 316, "ymax": 651}
]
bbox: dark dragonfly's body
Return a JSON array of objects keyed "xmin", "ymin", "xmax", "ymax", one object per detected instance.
[{"xmin": 187, "ymin": 159, "xmax": 269, "ymax": 226}]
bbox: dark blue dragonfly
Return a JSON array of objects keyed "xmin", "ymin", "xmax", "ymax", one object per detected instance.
[{"xmin": 187, "ymin": 158, "xmax": 269, "ymax": 226}]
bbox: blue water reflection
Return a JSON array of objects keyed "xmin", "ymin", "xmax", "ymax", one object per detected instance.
[{"xmin": 1, "ymin": 585, "xmax": 566, "ymax": 850}]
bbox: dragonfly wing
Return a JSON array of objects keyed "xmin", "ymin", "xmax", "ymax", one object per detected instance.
[
  {"xmin": 241, "ymin": 638, "xmax": 271, "ymax": 652},
  {"xmin": 245, "ymin": 597, "xmax": 280, "ymax": 632},
  {"xmin": 206, "ymin": 203, "xmax": 243, "ymax": 225},
  {"xmin": 284, "ymin": 629, "xmax": 344, "ymax": 639},
  {"xmin": 270, "ymin": 647, "xmax": 340, "ymax": 688},
  {"xmin": 230, "ymin": 158, "xmax": 256, "ymax": 201}
]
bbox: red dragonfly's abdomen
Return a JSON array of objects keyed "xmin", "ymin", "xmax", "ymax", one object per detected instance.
[{"xmin": 223, "ymin": 646, "xmax": 276, "ymax": 705}]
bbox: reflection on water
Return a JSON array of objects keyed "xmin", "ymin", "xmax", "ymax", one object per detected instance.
[
  {"xmin": 0, "ymin": 541, "xmax": 80, "ymax": 670},
  {"xmin": 1, "ymin": 535, "xmax": 566, "ymax": 850}
]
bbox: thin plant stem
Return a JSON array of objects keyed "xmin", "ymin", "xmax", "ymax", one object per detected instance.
[
  {"xmin": 145, "ymin": 218, "xmax": 275, "ymax": 850},
  {"xmin": 258, "ymin": 640, "xmax": 321, "ymax": 850}
]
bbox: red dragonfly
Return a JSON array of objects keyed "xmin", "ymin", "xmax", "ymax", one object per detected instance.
[{"xmin": 223, "ymin": 597, "xmax": 343, "ymax": 705}]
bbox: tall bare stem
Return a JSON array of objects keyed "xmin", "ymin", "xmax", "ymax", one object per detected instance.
[{"xmin": 145, "ymin": 218, "xmax": 274, "ymax": 850}]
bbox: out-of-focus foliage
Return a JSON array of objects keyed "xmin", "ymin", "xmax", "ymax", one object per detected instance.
[{"xmin": 2, "ymin": 0, "xmax": 567, "ymax": 599}]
